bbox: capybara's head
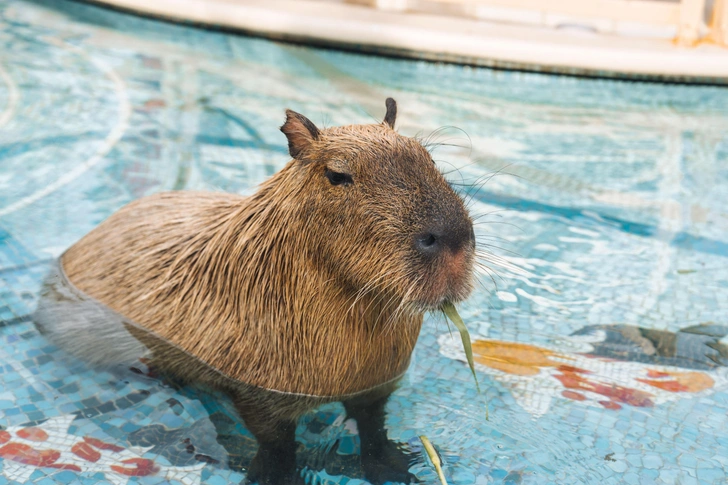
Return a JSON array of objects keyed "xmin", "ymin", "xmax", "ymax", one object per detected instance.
[{"xmin": 277, "ymin": 98, "xmax": 475, "ymax": 313}]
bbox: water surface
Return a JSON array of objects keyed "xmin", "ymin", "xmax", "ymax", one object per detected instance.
[{"xmin": 1, "ymin": 1, "xmax": 728, "ymax": 484}]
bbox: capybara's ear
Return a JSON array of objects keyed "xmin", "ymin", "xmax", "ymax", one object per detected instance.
[
  {"xmin": 383, "ymin": 98, "xmax": 397, "ymax": 129},
  {"xmin": 280, "ymin": 110, "xmax": 320, "ymax": 159}
]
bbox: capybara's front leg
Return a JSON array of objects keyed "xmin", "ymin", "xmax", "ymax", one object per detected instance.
[
  {"xmin": 343, "ymin": 393, "xmax": 417, "ymax": 484},
  {"xmin": 246, "ymin": 427, "xmax": 298, "ymax": 485},
  {"xmin": 235, "ymin": 403, "xmax": 301, "ymax": 485}
]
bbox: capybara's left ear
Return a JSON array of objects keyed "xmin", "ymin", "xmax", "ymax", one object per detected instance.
[
  {"xmin": 383, "ymin": 98, "xmax": 397, "ymax": 129},
  {"xmin": 280, "ymin": 109, "xmax": 320, "ymax": 159}
]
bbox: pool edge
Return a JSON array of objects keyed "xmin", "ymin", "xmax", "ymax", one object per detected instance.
[{"xmin": 72, "ymin": 0, "xmax": 728, "ymax": 86}]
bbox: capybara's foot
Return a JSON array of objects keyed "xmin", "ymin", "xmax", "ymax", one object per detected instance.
[
  {"xmin": 343, "ymin": 389, "xmax": 417, "ymax": 484},
  {"xmin": 245, "ymin": 453, "xmax": 304, "ymax": 485},
  {"xmin": 361, "ymin": 440, "xmax": 417, "ymax": 485},
  {"xmin": 243, "ymin": 423, "xmax": 300, "ymax": 485}
]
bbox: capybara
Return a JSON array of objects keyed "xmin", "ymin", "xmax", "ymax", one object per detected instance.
[{"xmin": 35, "ymin": 98, "xmax": 476, "ymax": 484}]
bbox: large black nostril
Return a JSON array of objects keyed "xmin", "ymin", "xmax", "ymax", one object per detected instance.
[
  {"xmin": 420, "ymin": 234, "xmax": 437, "ymax": 247},
  {"xmin": 415, "ymin": 218, "xmax": 473, "ymax": 255},
  {"xmin": 415, "ymin": 232, "xmax": 440, "ymax": 253}
]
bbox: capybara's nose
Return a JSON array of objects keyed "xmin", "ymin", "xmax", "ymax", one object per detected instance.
[{"xmin": 414, "ymin": 219, "xmax": 473, "ymax": 256}]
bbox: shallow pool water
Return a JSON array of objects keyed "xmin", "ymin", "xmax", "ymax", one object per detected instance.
[{"xmin": 2, "ymin": 1, "xmax": 728, "ymax": 484}]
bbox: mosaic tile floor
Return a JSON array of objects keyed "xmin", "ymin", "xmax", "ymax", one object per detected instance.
[{"xmin": 1, "ymin": 0, "xmax": 728, "ymax": 484}]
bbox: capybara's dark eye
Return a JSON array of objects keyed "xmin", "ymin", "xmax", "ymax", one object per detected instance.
[{"xmin": 325, "ymin": 169, "xmax": 353, "ymax": 186}]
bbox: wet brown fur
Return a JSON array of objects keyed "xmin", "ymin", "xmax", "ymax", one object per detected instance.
[{"xmin": 61, "ymin": 104, "xmax": 475, "ymax": 400}]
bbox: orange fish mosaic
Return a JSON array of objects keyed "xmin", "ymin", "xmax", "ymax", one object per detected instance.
[{"xmin": 438, "ymin": 330, "xmax": 726, "ymax": 417}]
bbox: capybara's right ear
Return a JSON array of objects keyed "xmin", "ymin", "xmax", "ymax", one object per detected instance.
[
  {"xmin": 383, "ymin": 97, "xmax": 397, "ymax": 129},
  {"xmin": 280, "ymin": 110, "xmax": 320, "ymax": 159}
]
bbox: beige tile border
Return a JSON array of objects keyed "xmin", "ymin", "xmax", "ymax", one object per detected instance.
[{"xmin": 88, "ymin": 0, "xmax": 728, "ymax": 83}]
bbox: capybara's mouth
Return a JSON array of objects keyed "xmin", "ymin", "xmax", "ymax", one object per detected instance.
[
  {"xmin": 411, "ymin": 271, "xmax": 475, "ymax": 313},
  {"xmin": 414, "ymin": 248, "xmax": 475, "ymax": 311}
]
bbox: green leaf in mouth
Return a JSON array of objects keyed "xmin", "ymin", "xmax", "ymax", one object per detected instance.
[{"xmin": 441, "ymin": 301, "xmax": 480, "ymax": 394}]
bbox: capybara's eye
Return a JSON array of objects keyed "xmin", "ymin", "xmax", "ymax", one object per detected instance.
[{"xmin": 325, "ymin": 169, "xmax": 353, "ymax": 186}]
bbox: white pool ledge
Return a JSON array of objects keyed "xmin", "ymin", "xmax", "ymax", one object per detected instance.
[{"xmin": 90, "ymin": 0, "xmax": 728, "ymax": 83}]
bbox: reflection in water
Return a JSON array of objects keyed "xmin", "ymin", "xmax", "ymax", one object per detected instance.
[{"xmin": 33, "ymin": 259, "xmax": 420, "ymax": 484}]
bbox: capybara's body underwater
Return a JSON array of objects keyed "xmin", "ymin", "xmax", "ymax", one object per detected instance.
[{"xmin": 35, "ymin": 99, "xmax": 476, "ymax": 484}]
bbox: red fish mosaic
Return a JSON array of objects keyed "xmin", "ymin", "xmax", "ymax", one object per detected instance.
[
  {"xmin": 0, "ymin": 415, "xmax": 204, "ymax": 484},
  {"xmin": 439, "ymin": 332, "xmax": 725, "ymax": 417}
]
